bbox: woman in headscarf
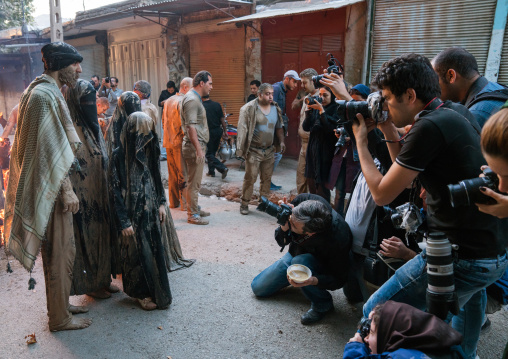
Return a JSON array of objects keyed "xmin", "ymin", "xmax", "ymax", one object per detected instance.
[
  {"xmin": 344, "ymin": 301, "xmax": 466, "ymax": 358},
  {"xmin": 109, "ymin": 94, "xmax": 193, "ymax": 310},
  {"xmin": 63, "ymin": 79, "xmax": 119, "ymax": 300},
  {"xmin": 302, "ymin": 86, "xmax": 339, "ymax": 203}
]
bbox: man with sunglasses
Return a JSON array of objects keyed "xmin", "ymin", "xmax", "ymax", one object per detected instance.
[{"xmin": 251, "ymin": 193, "xmax": 352, "ymax": 325}]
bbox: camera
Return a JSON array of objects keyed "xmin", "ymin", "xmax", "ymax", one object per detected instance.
[
  {"xmin": 335, "ymin": 127, "xmax": 348, "ymax": 148},
  {"xmin": 335, "ymin": 91, "xmax": 387, "ymax": 146},
  {"xmin": 103, "ymin": 77, "xmax": 110, "ymax": 83},
  {"xmin": 256, "ymin": 196, "xmax": 292, "ymax": 226},
  {"xmin": 426, "ymin": 232, "xmax": 459, "ymax": 320},
  {"xmin": 447, "ymin": 167, "xmax": 499, "ymax": 207},
  {"xmin": 312, "ymin": 53, "xmax": 344, "ymax": 89},
  {"xmin": 358, "ymin": 317, "xmax": 371, "ymax": 340},
  {"xmin": 383, "ymin": 202, "xmax": 423, "ymax": 234},
  {"xmin": 305, "ymin": 95, "xmax": 322, "ymax": 106}
]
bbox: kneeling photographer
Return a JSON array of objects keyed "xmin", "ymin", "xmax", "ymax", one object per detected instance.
[
  {"xmin": 323, "ymin": 54, "xmax": 507, "ymax": 359},
  {"xmin": 251, "ymin": 193, "xmax": 352, "ymax": 325}
]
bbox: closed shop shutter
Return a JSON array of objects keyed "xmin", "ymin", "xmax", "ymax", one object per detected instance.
[
  {"xmin": 370, "ymin": 0, "xmax": 497, "ymax": 81},
  {"xmin": 189, "ymin": 30, "xmax": 245, "ymax": 126},
  {"xmin": 78, "ymin": 44, "xmax": 107, "ymax": 81},
  {"xmin": 498, "ymin": 25, "xmax": 508, "ymax": 85}
]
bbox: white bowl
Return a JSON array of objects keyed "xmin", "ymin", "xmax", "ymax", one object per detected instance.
[{"xmin": 287, "ymin": 264, "xmax": 312, "ymax": 283}]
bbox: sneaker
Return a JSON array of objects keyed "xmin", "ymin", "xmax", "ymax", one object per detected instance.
[
  {"xmin": 221, "ymin": 167, "xmax": 229, "ymax": 179},
  {"xmin": 206, "ymin": 172, "xmax": 215, "ymax": 177},
  {"xmin": 270, "ymin": 182, "xmax": 282, "ymax": 190},
  {"xmin": 187, "ymin": 215, "xmax": 209, "ymax": 225},
  {"xmin": 240, "ymin": 204, "xmax": 249, "ymax": 215}
]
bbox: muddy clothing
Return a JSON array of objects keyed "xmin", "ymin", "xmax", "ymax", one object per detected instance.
[
  {"xmin": 64, "ymin": 79, "xmax": 116, "ymax": 294},
  {"xmin": 183, "ymin": 142, "xmax": 206, "ymax": 215},
  {"xmin": 141, "ymin": 99, "xmax": 160, "ymax": 138},
  {"xmin": 181, "ymin": 90, "xmax": 209, "ymax": 144},
  {"xmin": 251, "ymin": 105, "xmax": 282, "ymax": 148},
  {"xmin": 241, "ymin": 147, "xmax": 275, "ymax": 205}
]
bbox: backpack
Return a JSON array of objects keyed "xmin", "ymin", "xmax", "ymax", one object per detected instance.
[{"xmin": 467, "ymin": 87, "xmax": 508, "ymax": 108}]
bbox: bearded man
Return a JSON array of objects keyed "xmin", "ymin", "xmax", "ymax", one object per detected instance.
[{"xmin": 5, "ymin": 42, "xmax": 92, "ymax": 331}]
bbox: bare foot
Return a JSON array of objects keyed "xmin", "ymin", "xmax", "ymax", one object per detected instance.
[
  {"xmin": 87, "ymin": 288, "xmax": 111, "ymax": 299},
  {"xmin": 68, "ymin": 305, "xmax": 89, "ymax": 314},
  {"xmin": 50, "ymin": 317, "xmax": 92, "ymax": 332},
  {"xmin": 106, "ymin": 284, "xmax": 120, "ymax": 293},
  {"xmin": 138, "ymin": 297, "xmax": 157, "ymax": 311}
]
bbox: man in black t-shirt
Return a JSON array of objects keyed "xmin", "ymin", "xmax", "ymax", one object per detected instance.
[
  {"xmin": 202, "ymin": 95, "xmax": 228, "ymax": 178},
  {"xmin": 326, "ymin": 53, "xmax": 507, "ymax": 359}
]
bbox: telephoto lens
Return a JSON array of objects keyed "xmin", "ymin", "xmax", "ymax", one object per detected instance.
[{"xmin": 425, "ymin": 232, "xmax": 459, "ymax": 320}]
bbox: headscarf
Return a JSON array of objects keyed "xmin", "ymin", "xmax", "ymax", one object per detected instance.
[
  {"xmin": 63, "ymin": 79, "xmax": 101, "ymax": 141},
  {"xmin": 108, "ymin": 91, "xmax": 141, "ymax": 151},
  {"xmin": 41, "ymin": 42, "xmax": 83, "ymax": 71},
  {"xmin": 376, "ymin": 301, "xmax": 463, "ymax": 354}
]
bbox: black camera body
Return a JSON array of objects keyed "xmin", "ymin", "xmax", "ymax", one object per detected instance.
[
  {"xmin": 312, "ymin": 53, "xmax": 344, "ymax": 89},
  {"xmin": 257, "ymin": 196, "xmax": 292, "ymax": 226},
  {"xmin": 425, "ymin": 232, "xmax": 459, "ymax": 320},
  {"xmin": 104, "ymin": 77, "xmax": 110, "ymax": 83},
  {"xmin": 447, "ymin": 167, "xmax": 499, "ymax": 207},
  {"xmin": 305, "ymin": 95, "xmax": 322, "ymax": 106},
  {"xmin": 383, "ymin": 203, "xmax": 423, "ymax": 234},
  {"xmin": 358, "ymin": 317, "xmax": 371, "ymax": 340}
]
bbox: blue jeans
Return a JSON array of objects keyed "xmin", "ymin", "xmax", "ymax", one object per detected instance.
[
  {"xmin": 251, "ymin": 252, "xmax": 333, "ymax": 312},
  {"xmin": 363, "ymin": 249, "xmax": 508, "ymax": 359}
]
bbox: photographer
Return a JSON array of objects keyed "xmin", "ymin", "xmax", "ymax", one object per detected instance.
[
  {"xmin": 99, "ymin": 77, "xmax": 118, "ymax": 117},
  {"xmin": 251, "ymin": 193, "xmax": 351, "ymax": 325},
  {"xmin": 326, "ymin": 53, "xmax": 507, "ymax": 359}
]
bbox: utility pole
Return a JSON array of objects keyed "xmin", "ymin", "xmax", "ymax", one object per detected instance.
[{"xmin": 49, "ymin": 0, "xmax": 64, "ymax": 42}]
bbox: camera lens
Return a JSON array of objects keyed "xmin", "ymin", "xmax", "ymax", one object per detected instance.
[{"xmin": 448, "ymin": 176, "xmax": 496, "ymax": 207}]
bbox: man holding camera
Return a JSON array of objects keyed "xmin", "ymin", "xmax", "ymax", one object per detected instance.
[
  {"xmin": 324, "ymin": 53, "xmax": 507, "ymax": 358},
  {"xmin": 251, "ymin": 193, "xmax": 352, "ymax": 325}
]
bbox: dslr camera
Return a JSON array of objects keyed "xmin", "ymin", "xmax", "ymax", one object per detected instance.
[
  {"xmin": 257, "ymin": 196, "xmax": 292, "ymax": 226},
  {"xmin": 447, "ymin": 167, "xmax": 499, "ymax": 207},
  {"xmin": 335, "ymin": 91, "xmax": 387, "ymax": 147},
  {"xmin": 383, "ymin": 202, "xmax": 423, "ymax": 234},
  {"xmin": 312, "ymin": 53, "xmax": 344, "ymax": 89},
  {"xmin": 305, "ymin": 95, "xmax": 322, "ymax": 106}
]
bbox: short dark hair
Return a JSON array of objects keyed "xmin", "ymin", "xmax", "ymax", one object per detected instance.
[
  {"xmin": 250, "ymin": 80, "xmax": 261, "ymax": 87},
  {"xmin": 433, "ymin": 47, "xmax": 479, "ymax": 81},
  {"xmin": 193, "ymin": 71, "xmax": 211, "ymax": 87},
  {"xmin": 372, "ymin": 53, "xmax": 441, "ymax": 104},
  {"xmin": 91, "ymin": 75, "xmax": 99, "ymax": 80},
  {"xmin": 167, "ymin": 80, "xmax": 176, "ymax": 89},
  {"xmin": 291, "ymin": 200, "xmax": 332, "ymax": 233},
  {"xmin": 111, "ymin": 77, "xmax": 119, "ymax": 83}
]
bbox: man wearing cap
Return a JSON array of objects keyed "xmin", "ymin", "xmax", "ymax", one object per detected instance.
[
  {"xmin": 5, "ymin": 42, "xmax": 92, "ymax": 331},
  {"xmin": 349, "ymin": 84, "xmax": 371, "ymax": 101},
  {"xmin": 271, "ymin": 70, "xmax": 300, "ymax": 190}
]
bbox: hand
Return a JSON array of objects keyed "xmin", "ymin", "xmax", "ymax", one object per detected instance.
[
  {"xmin": 307, "ymin": 102, "xmax": 324, "ymax": 113},
  {"xmin": 196, "ymin": 150, "xmax": 205, "ymax": 165},
  {"xmin": 159, "ymin": 205, "xmax": 166, "ymax": 222},
  {"xmin": 348, "ymin": 332, "xmax": 364, "ymax": 344},
  {"xmin": 476, "ymin": 188, "xmax": 508, "ymax": 218},
  {"xmin": 279, "ymin": 142, "xmax": 286, "ymax": 154},
  {"xmin": 278, "ymin": 197, "xmax": 293, "ymax": 231},
  {"xmin": 121, "ymin": 226, "xmax": 134, "ymax": 237},
  {"xmin": 319, "ymin": 71, "xmax": 352, "ymax": 101},
  {"xmin": 379, "ymin": 236, "xmax": 416, "ymax": 261},
  {"xmin": 61, "ymin": 190, "xmax": 79, "ymax": 214},
  {"xmin": 352, "ymin": 113, "xmax": 368, "ymax": 146},
  {"xmin": 222, "ymin": 132, "xmax": 229, "ymax": 140},
  {"xmin": 287, "ymin": 275, "xmax": 318, "ymax": 288}
]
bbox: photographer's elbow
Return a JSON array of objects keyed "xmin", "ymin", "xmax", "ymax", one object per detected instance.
[{"xmin": 372, "ymin": 193, "xmax": 393, "ymax": 207}]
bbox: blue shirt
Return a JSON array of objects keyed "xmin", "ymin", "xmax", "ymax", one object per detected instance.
[
  {"xmin": 272, "ymin": 81, "xmax": 287, "ymax": 115},
  {"xmin": 464, "ymin": 77, "xmax": 505, "ymax": 128}
]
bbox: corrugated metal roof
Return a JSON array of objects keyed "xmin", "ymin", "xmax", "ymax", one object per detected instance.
[
  {"xmin": 127, "ymin": 0, "xmax": 251, "ymax": 14},
  {"xmin": 220, "ymin": 0, "xmax": 363, "ymax": 24}
]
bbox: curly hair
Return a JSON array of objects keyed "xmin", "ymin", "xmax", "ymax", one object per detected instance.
[{"xmin": 372, "ymin": 53, "xmax": 440, "ymax": 104}]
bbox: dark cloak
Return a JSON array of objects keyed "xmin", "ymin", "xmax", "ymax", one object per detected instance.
[
  {"xmin": 303, "ymin": 101, "xmax": 339, "ymax": 184},
  {"xmin": 63, "ymin": 79, "xmax": 116, "ymax": 295},
  {"xmin": 377, "ymin": 301, "xmax": 463, "ymax": 355}
]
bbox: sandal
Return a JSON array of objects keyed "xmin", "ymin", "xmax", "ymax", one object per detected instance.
[{"xmin": 138, "ymin": 297, "xmax": 157, "ymax": 311}]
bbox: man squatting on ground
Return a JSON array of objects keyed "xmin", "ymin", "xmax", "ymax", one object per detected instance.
[
  {"xmin": 323, "ymin": 53, "xmax": 507, "ymax": 359},
  {"xmin": 5, "ymin": 42, "xmax": 92, "ymax": 331},
  {"xmin": 162, "ymin": 77, "xmax": 192, "ymax": 209},
  {"xmin": 236, "ymin": 83, "xmax": 286, "ymax": 215},
  {"xmin": 180, "ymin": 71, "xmax": 213, "ymax": 225},
  {"xmin": 251, "ymin": 194, "xmax": 352, "ymax": 324}
]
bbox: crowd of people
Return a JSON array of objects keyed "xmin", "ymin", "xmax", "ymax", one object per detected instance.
[{"xmin": 2, "ymin": 40, "xmax": 508, "ymax": 359}]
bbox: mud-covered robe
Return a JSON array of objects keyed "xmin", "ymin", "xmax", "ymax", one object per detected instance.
[
  {"xmin": 5, "ymin": 74, "xmax": 81, "ymax": 271},
  {"xmin": 63, "ymin": 79, "xmax": 116, "ymax": 294}
]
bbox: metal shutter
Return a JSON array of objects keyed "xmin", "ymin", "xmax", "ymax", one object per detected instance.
[
  {"xmin": 370, "ymin": 0, "xmax": 497, "ymax": 81},
  {"xmin": 189, "ymin": 30, "xmax": 245, "ymax": 126},
  {"xmin": 498, "ymin": 24, "xmax": 508, "ymax": 85},
  {"xmin": 78, "ymin": 44, "xmax": 107, "ymax": 81}
]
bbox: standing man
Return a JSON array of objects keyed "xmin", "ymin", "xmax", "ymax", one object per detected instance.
[
  {"xmin": 181, "ymin": 71, "xmax": 212, "ymax": 225},
  {"xmin": 271, "ymin": 70, "xmax": 300, "ymax": 190},
  {"xmin": 108, "ymin": 77, "xmax": 123, "ymax": 116},
  {"xmin": 203, "ymin": 95, "xmax": 228, "ymax": 178},
  {"xmin": 247, "ymin": 80, "xmax": 261, "ymax": 103},
  {"xmin": 90, "ymin": 75, "xmax": 100, "ymax": 92},
  {"xmin": 99, "ymin": 77, "xmax": 117, "ymax": 117},
  {"xmin": 296, "ymin": 68, "xmax": 318, "ymax": 194},
  {"xmin": 237, "ymin": 83, "xmax": 286, "ymax": 215},
  {"xmin": 162, "ymin": 77, "xmax": 192, "ymax": 209},
  {"xmin": 5, "ymin": 42, "xmax": 92, "ymax": 331},
  {"xmin": 432, "ymin": 47, "xmax": 507, "ymax": 127}
]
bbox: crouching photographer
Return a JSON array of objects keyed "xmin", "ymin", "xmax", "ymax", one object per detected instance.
[
  {"xmin": 251, "ymin": 193, "xmax": 352, "ymax": 325},
  {"xmin": 324, "ymin": 54, "xmax": 507, "ymax": 359}
]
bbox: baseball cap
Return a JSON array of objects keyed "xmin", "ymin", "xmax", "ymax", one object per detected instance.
[
  {"xmin": 351, "ymin": 84, "xmax": 371, "ymax": 99},
  {"xmin": 284, "ymin": 70, "xmax": 301, "ymax": 81}
]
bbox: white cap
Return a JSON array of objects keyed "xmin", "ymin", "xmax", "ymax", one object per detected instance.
[{"xmin": 284, "ymin": 70, "xmax": 301, "ymax": 81}]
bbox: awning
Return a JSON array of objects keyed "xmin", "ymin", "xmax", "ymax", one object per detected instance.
[
  {"xmin": 220, "ymin": 0, "xmax": 363, "ymax": 25},
  {"xmin": 129, "ymin": 0, "xmax": 251, "ymax": 15}
]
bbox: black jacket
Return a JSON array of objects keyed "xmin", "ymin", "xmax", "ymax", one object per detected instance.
[{"xmin": 275, "ymin": 194, "xmax": 352, "ymax": 291}]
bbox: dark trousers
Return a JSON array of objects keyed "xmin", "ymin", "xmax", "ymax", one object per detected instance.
[{"xmin": 206, "ymin": 128, "xmax": 227, "ymax": 175}]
